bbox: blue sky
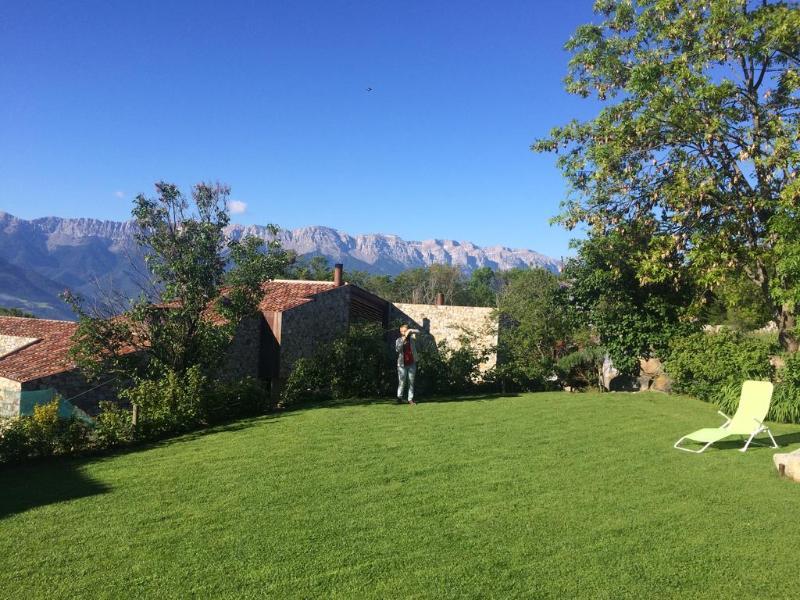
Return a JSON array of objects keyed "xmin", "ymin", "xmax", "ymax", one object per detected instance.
[{"xmin": 1, "ymin": 0, "xmax": 601, "ymax": 259}]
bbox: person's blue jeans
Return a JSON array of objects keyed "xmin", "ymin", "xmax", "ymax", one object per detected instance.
[{"xmin": 397, "ymin": 363, "xmax": 417, "ymax": 402}]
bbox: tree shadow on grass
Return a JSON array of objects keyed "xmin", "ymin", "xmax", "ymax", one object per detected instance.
[{"xmin": 0, "ymin": 459, "xmax": 111, "ymax": 520}]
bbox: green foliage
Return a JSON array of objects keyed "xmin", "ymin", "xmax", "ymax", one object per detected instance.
[
  {"xmin": 535, "ymin": 0, "xmax": 800, "ymax": 349},
  {"xmin": 415, "ymin": 337, "xmax": 489, "ymax": 396},
  {"xmin": 282, "ymin": 323, "xmax": 394, "ymax": 406},
  {"xmin": 288, "ymin": 255, "xmax": 333, "ymax": 281},
  {"xmin": 204, "ymin": 377, "xmax": 273, "ymax": 424},
  {"xmin": 666, "ymin": 330, "xmax": 775, "ymax": 402},
  {"xmin": 66, "ymin": 181, "xmax": 291, "ymax": 384},
  {"xmin": 120, "ymin": 366, "xmax": 208, "ymax": 438},
  {"xmin": 0, "ymin": 306, "xmax": 36, "ymax": 318},
  {"xmin": 329, "ymin": 324, "xmax": 394, "ymax": 399},
  {"xmin": 280, "ymin": 357, "xmax": 331, "ymax": 407},
  {"xmin": 0, "ymin": 400, "xmax": 92, "ymax": 464},
  {"xmin": 564, "ymin": 231, "xmax": 697, "ymax": 375},
  {"xmin": 496, "ymin": 268, "xmax": 572, "ymax": 390},
  {"xmin": 334, "ymin": 262, "xmax": 506, "ymax": 308},
  {"xmin": 92, "ymin": 401, "xmax": 135, "ymax": 450},
  {"xmin": 556, "ymin": 344, "xmax": 607, "ymax": 390},
  {"xmin": 699, "ymin": 276, "xmax": 774, "ymax": 331},
  {"xmin": 0, "ymin": 418, "xmax": 29, "ymax": 463},
  {"xmin": 282, "ymin": 324, "xmax": 489, "ymax": 405}
]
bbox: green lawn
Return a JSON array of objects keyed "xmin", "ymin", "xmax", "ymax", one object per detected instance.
[{"xmin": 2, "ymin": 392, "xmax": 800, "ymax": 599}]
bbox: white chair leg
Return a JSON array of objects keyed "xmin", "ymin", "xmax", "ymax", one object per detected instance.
[
  {"xmin": 740, "ymin": 431, "xmax": 757, "ymax": 452},
  {"xmin": 766, "ymin": 427, "xmax": 779, "ymax": 449}
]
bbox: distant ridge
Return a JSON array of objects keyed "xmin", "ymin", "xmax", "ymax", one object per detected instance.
[{"xmin": 0, "ymin": 212, "xmax": 561, "ymax": 319}]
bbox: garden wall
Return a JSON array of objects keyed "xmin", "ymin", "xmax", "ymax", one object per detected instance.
[
  {"xmin": 390, "ymin": 303, "xmax": 499, "ymax": 372},
  {"xmin": 22, "ymin": 370, "xmax": 118, "ymax": 415},
  {"xmin": 0, "ymin": 377, "xmax": 21, "ymax": 417}
]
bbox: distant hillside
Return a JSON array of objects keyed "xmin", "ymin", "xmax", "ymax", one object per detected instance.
[{"xmin": 0, "ymin": 212, "xmax": 561, "ymax": 319}]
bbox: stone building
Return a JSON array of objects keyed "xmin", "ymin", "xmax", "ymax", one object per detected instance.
[
  {"xmin": 0, "ymin": 264, "xmax": 505, "ymax": 416},
  {"xmin": 0, "ymin": 317, "xmax": 115, "ymax": 417},
  {"xmin": 236, "ymin": 265, "xmax": 390, "ymax": 395}
]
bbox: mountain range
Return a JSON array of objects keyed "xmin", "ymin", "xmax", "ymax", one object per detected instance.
[{"xmin": 0, "ymin": 211, "xmax": 561, "ymax": 320}]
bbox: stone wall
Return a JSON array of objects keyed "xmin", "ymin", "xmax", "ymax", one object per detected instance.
[
  {"xmin": 390, "ymin": 303, "xmax": 499, "ymax": 372},
  {"xmin": 278, "ymin": 286, "xmax": 351, "ymax": 378},
  {"xmin": 225, "ymin": 316, "xmax": 263, "ymax": 382},
  {"xmin": 0, "ymin": 377, "xmax": 21, "ymax": 417},
  {"xmin": 23, "ymin": 370, "xmax": 119, "ymax": 415}
]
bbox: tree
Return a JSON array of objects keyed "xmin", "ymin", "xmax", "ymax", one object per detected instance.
[
  {"xmin": 563, "ymin": 228, "xmax": 697, "ymax": 375},
  {"xmin": 466, "ymin": 267, "xmax": 500, "ymax": 307},
  {"xmin": 66, "ymin": 182, "xmax": 290, "ymax": 382},
  {"xmin": 289, "ymin": 255, "xmax": 333, "ymax": 281},
  {"xmin": 0, "ymin": 307, "xmax": 36, "ymax": 318},
  {"xmin": 534, "ymin": 0, "xmax": 800, "ymax": 349},
  {"xmin": 496, "ymin": 268, "xmax": 574, "ymax": 388}
]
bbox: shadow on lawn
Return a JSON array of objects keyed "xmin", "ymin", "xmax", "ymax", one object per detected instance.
[{"xmin": 0, "ymin": 459, "xmax": 110, "ymax": 520}]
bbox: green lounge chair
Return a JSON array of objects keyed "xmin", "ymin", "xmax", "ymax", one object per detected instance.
[{"xmin": 674, "ymin": 380, "xmax": 778, "ymax": 453}]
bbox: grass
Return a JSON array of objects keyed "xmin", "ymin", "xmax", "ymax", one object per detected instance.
[{"xmin": 2, "ymin": 391, "xmax": 800, "ymax": 599}]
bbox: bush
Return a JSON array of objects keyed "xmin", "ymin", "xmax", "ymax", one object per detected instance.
[
  {"xmin": 121, "ymin": 366, "xmax": 208, "ymax": 438},
  {"xmin": 282, "ymin": 324, "xmax": 489, "ymax": 405},
  {"xmin": 93, "ymin": 401, "xmax": 135, "ymax": 450},
  {"xmin": 281, "ymin": 357, "xmax": 332, "ymax": 407},
  {"xmin": 26, "ymin": 400, "xmax": 92, "ymax": 458},
  {"xmin": 0, "ymin": 417, "xmax": 30, "ymax": 464},
  {"xmin": 416, "ymin": 338, "xmax": 489, "ymax": 396},
  {"xmin": 329, "ymin": 324, "xmax": 393, "ymax": 399},
  {"xmin": 555, "ymin": 345, "xmax": 606, "ymax": 390},
  {"xmin": 0, "ymin": 400, "xmax": 93, "ymax": 464},
  {"xmin": 204, "ymin": 377, "xmax": 272, "ymax": 423},
  {"xmin": 666, "ymin": 330, "xmax": 774, "ymax": 402}
]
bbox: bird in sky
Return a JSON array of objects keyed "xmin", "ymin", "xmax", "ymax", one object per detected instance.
[{"xmin": 366, "ymin": 87, "xmax": 373, "ymax": 92}]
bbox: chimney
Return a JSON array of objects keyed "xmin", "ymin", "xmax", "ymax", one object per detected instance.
[
  {"xmin": 435, "ymin": 292, "xmax": 445, "ymax": 306},
  {"xmin": 333, "ymin": 263, "xmax": 344, "ymax": 287}
]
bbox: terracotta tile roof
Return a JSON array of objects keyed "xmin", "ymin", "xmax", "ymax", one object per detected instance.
[
  {"xmin": 0, "ymin": 281, "xmax": 340, "ymax": 383},
  {"xmin": 0, "ymin": 317, "xmax": 78, "ymax": 383},
  {"xmin": 258, "ymin": 280, "xmax": 338, "ymax": 313}
]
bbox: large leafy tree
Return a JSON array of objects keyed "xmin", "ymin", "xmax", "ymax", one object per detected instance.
[
  {"xmin": 496, "ymin": 268, "xmax": 574, "ymax": 388},
  {"xmin": 66, "ymin": 182, "xmax": 290, "ymax": 381},
  {"xmin": 534, "ymin": 0, "xmax": 800, "ymax": 349},
  {"xmin": 564, "ymin": 228, "xmax": 697, "ymax": 374}
]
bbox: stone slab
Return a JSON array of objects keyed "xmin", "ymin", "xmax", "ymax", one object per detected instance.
[{"xmin": 773, "ymin": 452, "xmax": 800, "ymax": 483}]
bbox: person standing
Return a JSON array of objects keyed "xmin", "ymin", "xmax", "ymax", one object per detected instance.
[{"xmin": 396, "ymin": 323, "xmax": 420, "ymax": 404}]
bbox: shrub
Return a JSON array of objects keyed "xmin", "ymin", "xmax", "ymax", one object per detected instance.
[
  {"xmin": 120, "ymin": 366, "xmax": 208, "ymax": 438},
  {"xmin": 0, "ymin": 417, "xmax": 30, "ymax": 464},
  {"xmin": 204, "ymin": 377, "xmax": 272, "ymax": 423},
  {"xmin": 25, "ymin": 400, "xmax": 92, "ymax": 458},
  {"xmin": 93, "ymin": 401, "xmax": 135, "ymax": 450},
  {"xmin": 779, "ymin": 351, "xmax": 800, "ymax": 387},
  {"xmin": 416, "ymin": 338, "xmax": 488, "ymax": 396},
  {"xmin": 0, "ymin": 400, "xmax": 93, "ymax": 464},
  {"xmin": 282, "ymin": 324, "xmax": 489, "ymax": 405},
  {"xmin": 555, "ymin": 345, "xmax": 606, "ymax": 390},
  {"xmin": 281, "ymin": 357, "xmax": 332, "ymax": 407},
  {"xmin": 666, "ymin": 330, "xmax": 774, "ymax": 402},
  {"xmin": 329, "ymin": 324, "xmax": 393, "ymax": 399}
]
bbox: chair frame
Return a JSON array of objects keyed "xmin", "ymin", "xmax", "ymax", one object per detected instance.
[{"xmin": 673, "ymin": 410, "xmax": 779, "ymax": 454}]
